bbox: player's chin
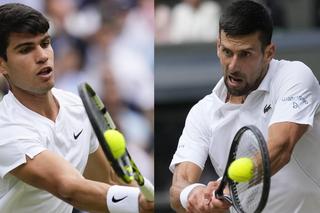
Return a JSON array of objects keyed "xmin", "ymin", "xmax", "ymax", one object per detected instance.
[
  {"xmin": 226, "ymin": 82, "xmax": 244, "ymax": 94},
  {"xmin": 32, "ymin": 82, "xmax": 55, "ymax": 95},
  {"xmin": 226, "ymin": 87, "xmax": 245, "ymax": 96},
  {"xmin": 42, "ymin": 81, "xmax": 55, "ymax": 91}
]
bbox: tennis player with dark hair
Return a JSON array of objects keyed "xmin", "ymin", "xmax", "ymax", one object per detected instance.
[
  {"xmin": 169, "ymin": 0, "xmax": 320, "ymax": 212},
  {"xmin": 0, "ymin": 3, "xmax": 153, "ymax": 213}
]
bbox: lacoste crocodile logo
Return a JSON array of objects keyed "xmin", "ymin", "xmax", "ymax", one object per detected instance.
[{"xmin": 263, "ymin": 104, "xmax": 271, "ymax": 113}]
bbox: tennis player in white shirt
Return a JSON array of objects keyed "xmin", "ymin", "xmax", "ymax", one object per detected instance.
[
  {"xmin": 0, "ymin": 3, "xmax": 153, "ymax": 213},
  {"xmin": 169, "ymin": 1, "xmax": 320, "ymax": 213}
]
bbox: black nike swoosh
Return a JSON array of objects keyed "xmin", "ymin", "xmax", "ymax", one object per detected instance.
[
  {"xmin": 112, "ymin": 195, "xmax": 128, "ymax": 203},
  {"xmin": 73, "ymin": 129, "xmax": 83, "ymax": 140}
]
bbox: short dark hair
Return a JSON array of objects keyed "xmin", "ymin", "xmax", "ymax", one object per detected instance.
[
  {"xmin": 219, "ymin": 0, "xmax": 273, "ymax": 50},
  {"xmin": 0, "ymin": 3, "xmax": 49, "ymax": 61}
]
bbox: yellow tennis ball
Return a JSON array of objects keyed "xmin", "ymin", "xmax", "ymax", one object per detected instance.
[
  {"xmin": 228, "ymin": 157, "xmax": 254, "ymax": 182},
  {"xmin": 104, "ymin": 129, "xmax": 126, "ymax": 159}
]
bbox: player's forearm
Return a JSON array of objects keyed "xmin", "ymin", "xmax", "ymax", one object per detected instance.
[
  {"xmin": 169, "ymin": 184, "xmax": 187, "ymax": 213},
  {"xmin": 56, "ymin": 177, "xmax": 110, "ymax": 212},
  {"xmin": 169, "ymin": 170, "xmax": 192, "ymax": 212},
  {"xmin": 57, "ymin": 176, "xmax": 142, "ymax": 213},
  {"xmin": 170, "ymin": 163, "xmax": 202, "ymax": 213}
]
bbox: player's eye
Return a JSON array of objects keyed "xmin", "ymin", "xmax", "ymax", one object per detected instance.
[
  {"xmin": 41, "ymin": 39, "xmax": 51, "ymax": 48},
  {"xmin": 19, "ymin": 46, "xmax": 33, "ymax": 54},
  {"xmin": 222, "ymin": 48, "xmax": 233, "ymax": 57},
  {"xmin": 239, "ymin": 51, "xmax": 251, "ymax": 58}
]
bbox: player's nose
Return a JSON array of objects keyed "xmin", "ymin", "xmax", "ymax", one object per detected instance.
[
  {"xmin": 35, "ymin": 46, "xmax": 48, "ymax": 64},
  {"xmin": 228, "ymin": 55, "xmax": 240, "ymax": 73}
]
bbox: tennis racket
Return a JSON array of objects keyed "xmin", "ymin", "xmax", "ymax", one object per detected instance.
[
  {"xmin": 215, "ymin": 125, "xmax": 270, "ymax": 213},
  {"xmin": 78, "ymin": 82, "xmax": 154, "ymax": 201}
]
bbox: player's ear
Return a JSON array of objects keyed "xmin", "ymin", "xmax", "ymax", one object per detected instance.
[
  {"xmin": 264, "ymin": 43, "xmax": 275, "ymax": 62},
  {"xmin": 217, "ymin": 37, "xmax": 221, "ymax": 58},
  {"xmin": 0, "ymin": 57, "xmax": 8, "ymax": 75}
]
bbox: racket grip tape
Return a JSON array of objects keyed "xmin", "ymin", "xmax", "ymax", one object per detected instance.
[{"xmin": 139, "ymin": 177, "xmax": 154, "ymax": 201}]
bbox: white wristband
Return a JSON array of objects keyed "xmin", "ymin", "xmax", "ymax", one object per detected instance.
[
  {"xmin": 106, "ymin": 185, "xmax": 140, "ymax": 213},
  {"xmin": 180, "ymin": 183, "xmax": 206, "ymax": 209}
]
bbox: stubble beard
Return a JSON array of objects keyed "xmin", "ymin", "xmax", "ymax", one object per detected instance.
[
  {"xmin": 224, "ymin": 67, "xmax": 267, "ymax": 97},
  {"xmin": 225, "ymin": 78, "xmax": 250, "ymax": 96}
]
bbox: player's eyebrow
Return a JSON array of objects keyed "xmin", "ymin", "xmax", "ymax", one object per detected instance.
[
  {"xmin": 13, "ymin": 42, "xmax": 33, "ymax": 50},
  {"xmin": 13, "ymin": 35, "xmax": 51, "ymax": 50},
  {"xmin": 220, "ymin": 44, "xmax": 255, "ymax": 52}
]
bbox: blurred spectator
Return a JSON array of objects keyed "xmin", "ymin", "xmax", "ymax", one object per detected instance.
[
  {"xmin": 45, "ymin": 0, "xmax": 76, "ymax": 38},
  {"xmin": 108, "ymin": 0, "xmax": 154, "ymax": 68},
  {"xmin": 103, "ymin": 0, "xmax": 154, "ymax": 129},
  {"xmin": 155, "ymin": 4, "xmax": 171, "ymax": 44},
  {"xmin": 127, "ymin": 0, "xmax": 154, "ymax": 66},
  {"xmin": 109, "ymin": 46, "xmax": 154, "ymax": 113},
  {"xmin": 44, "ymin": 0, "xmax": 87, "ymax": 80},
  {"xmin": 0, "ymin": 0, "xmax": 43, "ymax": 11},
  {"xmin": 155, "ymin": 0, "xmax": 287, "ymax": 45},
  {"xmin": 81, "ymin": 19, "xmax": 117, "ymax": 95},
  {"xmin": 101, "ymin": 0, "xmax": 154, "ymax": 67},
  {"xmin": 170, "ymin": 0, "xmax": 221, "ymax": 43},
  {"xmin": 54, "ymin": 42, "xmax": 88, "ymax": 94}
]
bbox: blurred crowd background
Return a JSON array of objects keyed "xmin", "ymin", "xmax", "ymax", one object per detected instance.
[
  {"xmin": 156, "ymin": 0, "xmax": 320, "ymax": 44},
  {"xmin": 0, "ymin": 0, "xmax": 154, "ymax": 207}
]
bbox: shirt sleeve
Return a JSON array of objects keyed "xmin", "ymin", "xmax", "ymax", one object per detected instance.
[
  {"xmin": 270, "ymin": 62, "xmax": 320, "ymax": 126},
  {"xmin": 89, "ymin": 127, "xmax": 99, "ymax": 154},
  {"xmin": 169, "ymin": 101, "xmax": 210, "ymax": 172},
  {"xmin": 0, "ymin": 137, "xmax": 46, "ymax": 179}
]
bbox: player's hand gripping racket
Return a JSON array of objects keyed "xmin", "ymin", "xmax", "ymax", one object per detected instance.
[
  {"xmin": 215, "ymin": 125, "xmax": 270, "ymax": 213},
  {"xmin": 78, "ymin": 82, "xmax": 154, "ymax": 201}
]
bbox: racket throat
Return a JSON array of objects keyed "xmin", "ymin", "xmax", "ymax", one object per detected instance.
[
  {"xmin": 215, "ymin": 192, "xmax": 232, "ymax": 204},
  {"xmin": 117, "ymin": 155, "xmax": 135, "ymax": 183}
]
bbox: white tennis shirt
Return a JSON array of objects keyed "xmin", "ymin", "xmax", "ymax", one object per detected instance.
[
  {"xmin": 0, "ymin": 88, "xmax": 99, "ymax": 213},
  {"xmin": 170, "ymin": 59, "xmax": 320, "ymax": 212}
]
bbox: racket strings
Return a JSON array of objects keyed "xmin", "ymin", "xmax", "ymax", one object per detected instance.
[{"xmin": 231, "ymin": 130, "xmax": 266, "ymax": 212}]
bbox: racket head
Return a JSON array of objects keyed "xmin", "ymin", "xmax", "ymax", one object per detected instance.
[
  {"xmin": 78, "ymin": 82, "xmax": 134, "ymax": 183},
  {"xmin": 216, "ymin": 125, "xmax": 270, "ymax": 213}
]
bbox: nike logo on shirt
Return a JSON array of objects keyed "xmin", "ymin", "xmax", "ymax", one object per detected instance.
[
  {"xmin": 112, "ymin": 196, "xmax": 128, "ymax": 203},
  {"xmin": 73, "ymin": 129, "xmax": 83, "ymax": 140}
]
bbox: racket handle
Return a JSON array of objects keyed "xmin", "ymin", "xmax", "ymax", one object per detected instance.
[{"xmin": 139, "ymin": 177, "xmax": 154, "ymax": 201}]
